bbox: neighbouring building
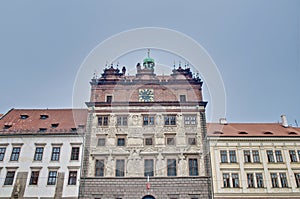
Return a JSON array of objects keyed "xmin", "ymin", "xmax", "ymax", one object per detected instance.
[
  {"xmin": 0, "ymin": 108, "xmax": 87, "ymax": 199},
  {"xmin": 79, "ymin": 52, "xmax": 212, "ymax": 199},
  {"xmin": 208, "ymin": 116, "xmax": 300, "ymax": 199}
]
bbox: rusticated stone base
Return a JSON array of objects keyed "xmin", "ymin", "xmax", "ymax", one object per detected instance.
[{"xmin": 79, "ymin": 176, "xmax": 212, "ymax": 199}]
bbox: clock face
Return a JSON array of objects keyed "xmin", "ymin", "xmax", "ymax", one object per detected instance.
[{"xmin": 139, "ymin": 89, "xmax": 154, "ymax": 102}]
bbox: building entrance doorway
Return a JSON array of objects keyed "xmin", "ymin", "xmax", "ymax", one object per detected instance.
[{"xmin": 142, "ymin": 195, "xmax": 155, "ymax": 199}]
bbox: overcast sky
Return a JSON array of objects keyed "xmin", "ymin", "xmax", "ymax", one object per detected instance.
[{"xmin": 0, "ymin": 0, "xmax": 299, "ymax": 124}]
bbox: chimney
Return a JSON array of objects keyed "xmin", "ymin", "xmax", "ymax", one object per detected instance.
[
  {"xmin": 281, "ymin": 115, "xmax": 288, "ymax": 127},
  {"xmin": 219, "ymin": 118, "xmax": 228, "ymax": 125}
]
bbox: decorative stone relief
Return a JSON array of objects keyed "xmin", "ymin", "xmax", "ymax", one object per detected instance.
[
  {"xmin": 156, "ymin": 152, "xmax": 166, "ymax": 176},
  {"xmin": 126, "ymin": 149, "xmax": 143, "ymax": 176},
  {"xmin": 106, "ymin": 155, "xmax": 115, "ymax": 177},
  {"xmin": 178, "ymin": 155, "xmax": 188, "ymax": 176}
]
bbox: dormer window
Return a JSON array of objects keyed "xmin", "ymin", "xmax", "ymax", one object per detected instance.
[
  {"xmin": 51, "ymin": 123, "xmax": 59, "ymax": 128},
  {"xmin": 40, "ymin": 114, "xmax": 48, "ymax": 120},
  {"xmin": 39, "ymin": 128, "xmax": 47, "ymax": 132},
  {"xmin": 71, "ymin": 128, "xmax": 77, "ymax": 132},
  {"xmin": 20, "ymin": 114, "xmax": 29, "ymax": 119},
  {"xmin": 264, "ymin": 131, "xmax": 273, "ymax": 135},
  {"xmin": 238, "ymin": 131, "xmax": 248, "ymax": 135},
  {"xmin": 180, "ymin": 95, "xmax": 186, "ymax": 102},
  {"xmin": 4, "ymin": 123, "xmax": 12, "ymax": 129},
  {"xmin": 106, "ymin": 95, "xmax": 112, "ymax": 103}
]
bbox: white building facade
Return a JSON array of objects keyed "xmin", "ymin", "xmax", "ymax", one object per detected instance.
[{"xmin": 0, "ymin": 109, "xmax": 87, "ymax": 199}]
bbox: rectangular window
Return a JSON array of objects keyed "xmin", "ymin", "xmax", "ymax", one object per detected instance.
[
  {"xmin": 10, "ymin": 147, "xmax": 21, "ymax": 161},
  {"xmin": 29, "ymin": 171, "xmax": 40, "ymax": 185},
  {"xmin": 143, "ymin": 116, "xmax": 155, "ymax": 126},
  {"xmin": 95, "ymin": 159, "xmax": 104, "ymax": 176},
  {"xmin": 275, "ymin": 150, "xmax": 283, "ymax": 162},
  {"xmin": 267, "ymin": 150, "xmax": 275, "ymax": 162},
  {"xmin": 184, "ymin": 115, "xmax": 197, "ymax": 125},
  {"xmin": 145, "ymin": 138, "xmax": 153, "ymax": 146},
  {"xmin": 279, "ymin": 173, "xmax": 288, "ymax": 188},
  {"xmin": 33, "ymin": 147, "xmax": 44, "ymax": 161},
  {"xmin": 295, "ymin": 173, "xmax": 300, "ymax": 188},
  {"xmin": 247, "ymin": 173, "xmax": 255, "ymax": 188},
  {"xmin": 98, "ymin": 116, "xmax": 109, "ymax": 126},
  {"xmin": 244, "ymin": 150, "xmax": 251, "ymax": 163},
  {"xmin": 289, "ymin": 150, "xmax": 298, "ymax": 162},
  {"xmin": 117, "ymin": 137, "xmax": 126, "ymax": 146},
  {"xmin": 188, "ymin": 137, "xmax": 196, "ymax": 145},
  {"xmin": 229, "ymin": 150, "xmax": 237, "ymax": 163},
  {"xmin": 256, "ymin": 173, "xmax": 264, "ymax": 188},
  {"xmin": 271, "ymin": 173, "xmax": 279, "ymax": 188},
  {"xmin": 164, "ymin": 115, "xmax": 176, "ymax": 126},
  {"xmin": 166, "ymin": 137, "xmax": 175, "ymax": 145},
  {"xmin": 98, "ymin": 138, "xmax": 106, "ymax": 146},
  {"xmin": 252, "ymin": 150, "xmax": 260, "ymax": 163},
  {"xmin": 47, "ymin": 171, "xmax": 57, "ymax": 185},
  {"xmin": 117, "ymin": 116, "xmax": 128, "ymax": 126},
  {"xmin": 68, "ymin": 171, "xmax": 77, "ymax": 185},
  {"xmin": 106, "ymin": 95, "xmax": 112, "ymax": 103},
  {"xmin": 180, "ymin": 95, "xmax": 186, "ymax": 102},
  {"xmin": 51, "ymin": 147, "xmax": 60, "ymax": 161},
  {"xmin": 4, "ymin": 171, "xmax": 15, "ymax": 185},
  {"xmin": 167, "ymin": 159, "xmax": 177, "ymax": 176},
  {"xmin": 189, "ymin": 159, "xmax": 198, "ymax": 176},
  {"xmin": 0, "ymin": 147, "xmax": 6, "ymax": 161},
  {"xmin": 232, "ymin": 173, "xmax": 239, "ymax": 188},
  {"xmin": 144, "ymin": 159, "xmax": 154, "ymax": 176},
  {"xmin": 220, "ymin": 150, "xmax": 228, "ymax": 163},
  {"xmin": 71, "ymin": 147, "xmax": 80, "ymax": 160},
  {"xmin": 223, "ymin": 173, "xmax": 230, "ymax": 188},
  {"xmin": 116, "ymin": 159, "xmax": 125, "ymax": 177}
]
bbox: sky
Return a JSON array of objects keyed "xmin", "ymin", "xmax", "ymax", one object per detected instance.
[{"xmin": 0, "ymin": 0, "xmax": 299, "ymax": 124}]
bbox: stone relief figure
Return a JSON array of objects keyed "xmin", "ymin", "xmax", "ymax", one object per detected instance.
[
  {"xmin": 106, "ymin": 155, "xmax": 115, "ymax": 177},
  {"xmin": 110, "ymin": 115, "xmax": 116, "ymax": 126},
  {"xmin": 131, "ymin": 114, "xmax": 139, "ymax": 126},
  {"xmin": 156, "ymin": 114, "xmax": 163, "ymax": 126},
  {"xmin": 156, "ymin": 152, "xmax": 165, "ymax": 176},
  {"xmin": 176, "ymin": 114, "xmax": 183, "ymax": 128},
  {"xmin": 126, "ymin": 149, "xmax": 142, "ymax": 176},
  {"xmin": 178, "ymin": 155, "xmax": 188, "ymax": 176}
]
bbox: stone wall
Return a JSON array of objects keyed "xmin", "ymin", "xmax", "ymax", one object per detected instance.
[{"xmin": 79, "ymin": 176, "xmax": 211, "ymax": 199}]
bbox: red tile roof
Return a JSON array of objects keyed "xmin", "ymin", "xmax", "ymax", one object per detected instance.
[
  {"xmin": 207, "ymin": 123, "xmax": 300, "ymax": 137},
  {"xmin": 0, "ymin": 109, "xmax": 87, "ymax": 135}
]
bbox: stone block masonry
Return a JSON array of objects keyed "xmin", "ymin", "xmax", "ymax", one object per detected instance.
[{"xmin": 79, "ymin": 176, "xmax": 211, "ymax": 199}]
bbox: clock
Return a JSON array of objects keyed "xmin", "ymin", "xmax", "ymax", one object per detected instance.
[{"xmin": 139, "ymin": 89, "xmax": 154, "ymax": 102}]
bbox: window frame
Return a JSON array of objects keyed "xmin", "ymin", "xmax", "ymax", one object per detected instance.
[
  {"xmin": 275, "ymin": 150, "xmax": 283, "ymax": 162},
  {"xmin": 68, "ymin": 171, "xmax": 77, "ymax": 185},
  {"xmin": 4, "ymin": 171, "xmax": 15, "ymax": 185},
  {"xmin": 29, "ymin": 170, "xmax": 40, "ymax": 185},
  {"xmin": 267, "ymin": 150, "xmax": 275, "ymax": 163},
  {"xmin": 51, "ymin": 147, "xmax": 61, "ymax": 161},
  {"xmin": 244, "ymin": 150, "xmax": 251, "ymax": 163},
  {"xmin": 223, "ymin": 173, "xmax": 230, "ymax": 188},
  {"xmin": 143, "ymin": 115, "xmax": 155, "ymax": 126},
  {"xmin": 252, "ymin": 150, "xmax": 260, "ymax": 163},
  {"xmin": 144, "ymin": 159, "xmax": 154, "ymax": 177},
  {"xmin": 71, "ymin": 147, "xmax": 80, "ymax": 161},
  {"xmin": 116, "ymin": 159, "xmax": 125, "ymax": 177},
  {"xmin": 247, "ymin": 173, "xmax": 255, "ymax": 188},
  {"xmin": 10, "ymin": 147, "xmax": 21, "ymax": 161},
  {"xmin": 33, "ymin": 147, "xmax": 44, "ymax": 161},
  {"xmin": 220, "ymin": 150, "xmax": 228, "ymax": 163},
  {"xmin": 231, "ymin": 173, "xmax": 239, "ymax": 188},
  {"xmin": 289, "ymin": 150, "xmax": 298, "ymax": 162},
  {"xmin": 0, "ymin": 147, "xmax": 6, "ymax": 161},
  {"xmin": 229, "ymin": 150, "xmax": 237, "ymax": 163},
  {"xmin": 256, "ymin": 173, "xmax": 264, "ymax": 188},
  {"xmin": 271, "ymin": 173, "xmax": 279, "ymax": 188},
  {"xmin": 164, "ymin": 115, "xmax": 176, "ymax": 126},
  {"xmin": 95, "ymin": 159, "xmax": 105, "ymax": 177},
  {"xmin": 167, "ymin": 159, "xmax": 177, "ymax": 176},
  {"xmin": 188, "ymin": 158, "xmax": 198, "ymax": 176},
  {"xmin": 279, "ymin": 173, "xmax": 288, "ymax": 188},
  {"xmin": 116, "ymin": 115, "xmax": 128, "ymax": 126},
  {"xmin": 98, "ymin": 115, "xmax": 109, "ymax": 126},
  {"xmin": 47, "ymin": 170, "xmax": 57, "ymax": 185},
  {"xmin": 184, "ymin": 115, "xmax": 197, "ymax": 126}
]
